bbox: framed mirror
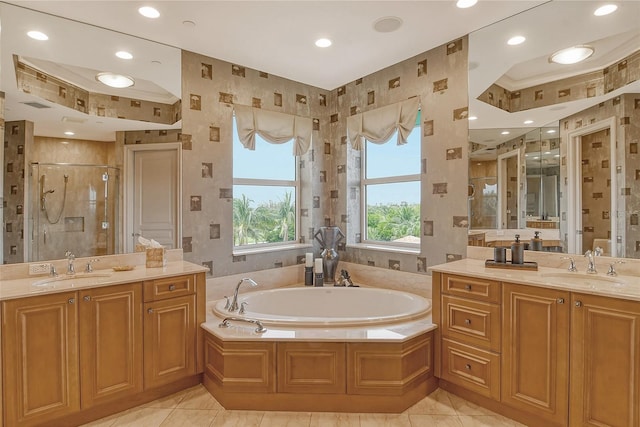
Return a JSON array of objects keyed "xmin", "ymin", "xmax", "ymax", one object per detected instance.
[
  {"xmin": 467, "ymin": 1, "xmax": 640, "ymax": 258},
  {"xmin": 1, "ymin": 3, "xmax": 182, "ymax": 264}
]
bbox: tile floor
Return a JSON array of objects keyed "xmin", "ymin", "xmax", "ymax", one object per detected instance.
[{"xmin": 81, "ymin": 385, "xmax": 526, "ymax": 427}]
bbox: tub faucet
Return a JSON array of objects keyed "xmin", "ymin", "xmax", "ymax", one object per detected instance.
[
  {"xmin": 65, "ymin": 251, "xmax": 75, "ymax": 275},
  {"xmin": 228, "ymin": 278, "xmax": 258, "ymax": 312},
  {"xmin": 584, "ymin": 247, "xmax": 602, "ymax": 274}
]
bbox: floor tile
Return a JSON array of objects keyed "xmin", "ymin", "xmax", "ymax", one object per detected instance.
[
  {"xmin": 458, "ymin": 415, "xmax": 523, "ymax": 427},
  {"xmin": 110, "ymin": 407, "xmax": 173, "ymax": 427},
  {"xmin": 406, "ymin": 388, "xmax": 457, "ymax": 415},
  {"xmin": 408, "ymin": 415, "xmax": 464, "ymax": 427},
  {"xmin": 176, "ymin": 385, "xmax": 224, "ymax": 410},
  {"xmin": 447, "ymin": 394, "xmax": 500, "ymax": 417},
  {"xmin": 159, "ymin": 408, "xmax": 219, "ymax": 426},
  {"xmin": 142, "ymin": 389, "xmax": 190, "ymax": 409},
  {"xmin": 79, "ymin": 413, "xmax": 119, "ymax": 427},
  {"xmin": 260, "ymin": 411, "xmax": 311, "ymax": 426},
  {"xmin": 309, "ymin": 412, "xmax": 360, "ymax": 427},
  {"xmin": 211, "ymin": 410, "xmax": 264, "ymax": 427},
  {"xmin": 360, "ymin": 413, "xmax": 412, "ymax": 427}
]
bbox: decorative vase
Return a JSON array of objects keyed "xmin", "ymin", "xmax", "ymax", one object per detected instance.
[{"xmin": 314, "ymin": 226, "xmax": 345, "ymax": 286}]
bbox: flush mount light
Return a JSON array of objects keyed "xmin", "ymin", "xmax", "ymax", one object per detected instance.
[
  {"xmin": 468, "ymin": 116, "xmax": 478, "ymax": 121},
  {"xmin": 138, "ymin": 6, "xmax": 160, "ymax": 18},
  {"xmin": 456, "ymin": 0, "xmax": 478, "ymax": 8},
  {"xmin": 501, "ymin": 131, "xmax": 510, "ymax": 135},
  {"xmin": 64, "ymin": 131, "xmax": 75, "ymax": 136},
  {"xmin": 315, "ymin": 38, "xmax": 332, "ymax": 48},
  {"xmin": 594, "ymin": 4, "xmax": 618, "ymax": 16},
  {"xmin": 550, "ymin": 45, "xmax": 594, "ymax": 64},
  {"xmin": 524, "ymin": 120, "xmax": 534, "ymax": 124},
  {"xmin": 534, "ymin": 156, "xmax": 540, "ymax": 160},
  {"xmin": 547, "ymin": 129, "xmax": 556, "ymax": 134},
  {"xmin": 373, "ymin": 16, "xmax": 403, "ymax": 33},
  {"xmin": 116, "ymin": 51, "xmax": 133, "ymax": 60},
  {"xmin": 507, "ymin": 36, "xmax": 526, "ymax": 46},
  {"xmin": 27, "ymin": 30, "xmax": 48, "ymax": 41},
  {"xmin": 96, "ymin": 72, "xmax": 135, "ymax": 88}
]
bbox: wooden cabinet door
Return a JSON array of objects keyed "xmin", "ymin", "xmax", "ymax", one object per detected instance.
[
  {"xmin": 2, "ymin": 292, "xmax": 80, "ymax": 427},
  {"xmin": 570, "ymin": 294, "xmax": 640, "ymax": 427},
  {"xmin": 502, "ymin": 283, "xmax": 570, "ymax": 427},
  {"xmin": 144, "ymin": 294, "xmax": 196, "ymax": 389},
  {"xmin": 79, "ymin": 283, "xmax": 143, "ymax": 408}
]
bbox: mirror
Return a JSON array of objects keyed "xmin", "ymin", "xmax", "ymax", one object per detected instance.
[
  {"xmin": 468, "ymin": 1, "xmax": 640, "ymax": 258},
  {"xmin": 1, "ymin": 3, "xmax": 182, "ymax": 264}
]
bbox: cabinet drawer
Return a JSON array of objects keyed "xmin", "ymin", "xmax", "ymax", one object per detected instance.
[
  {"xmin": 442, "ymin": 274, "xmax": 501, "ymax": 304},
  {"xmin": 441, "ymin": 339, "xmax": 500, "ymax": 401},
  {"xmin": 144, "ymin": 275, "xmax": 194, "ymax": 302},
  {"xmin": 442, "ymin": 295, "xmax": 500, "ymax": 352}
]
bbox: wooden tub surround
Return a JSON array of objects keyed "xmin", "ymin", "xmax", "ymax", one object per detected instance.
[
  {"xmin": 202, "ymin": 325, "xmax": 437, "ymax": 413},
  {"xmin": 430, "ymin": 258, "xmax": 640, "ymax": 427}
]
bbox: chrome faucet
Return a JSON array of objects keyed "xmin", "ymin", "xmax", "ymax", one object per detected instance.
[
  {"xmin": 228, "ymin": 278, "xmax": 258, "ymax": 312},
  {"xmin": 65, "ymin": 251, "xmax": 76, "ymax": 275},
  {"xmin": 49, "ymin": 264, "xmax": 58, "ymax": 277},
  {"xmin": 606, "ymin": 260, "xmax": 625, "ymax": 277},
  {"xmin": 336, "ymin": 269, "xmax": 358, "ymax": 287},
  {"xmin": 85, "ymin": 258, "xmax": 99, "ymax": 273},
  {"xmin": 584, "ymin": 247, "xmax": 602, "ymax": 274},
  {"xmin": 561, "ymin": 256, "xmax": 577, "ymax": 272}
]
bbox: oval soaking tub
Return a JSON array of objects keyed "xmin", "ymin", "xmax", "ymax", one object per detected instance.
[{"xmin": 213, "ymin": 287, "xmax": 431, "ymax": 327}]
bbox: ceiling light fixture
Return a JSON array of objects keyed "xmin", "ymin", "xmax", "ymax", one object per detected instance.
[
  {"xmin": 468, "ymin": 116, "xmax": 478, "ymax": 121},
  {"xmin": 547, "ymin": 129, "xmax": 556, "ymax": 134},
  {"xmin": 315, "ymin": 38, "xmax": 332, "ymax": 48},
  {"xmin": 116, "ymin": 51, "xmax": 133, "ymax": 60},
  {"xmin": 524, "ymin": 120, "xmax": 534, "ymax": 124},
  {"xmin": 27, "ymin": 30, "xmax": 48, "ymax": 41},
  {"xmin": 456, "ymin": 0, "xmax": 478, "ymax": 8},
  {"xmin": 373, "ymin": 16, "xmax": 403, "ymax": 33},
  {"xmin": 64, "ymin": 131, "xmax": 74, "ymax": 136},
  {"xmin": 96, "ymin": 72, "xmax": 135, "ymax": 88},
  {"xmin": 501, "ymin": 131, "xmax": 510, "ymax": 135},
  {"xmin": 549, "ymin": 45, "xmax": 594, "ymax": 64},
  {"xmin": 507, "ymin": 36, "xmax": 526, "ymax": 46},
  {"xmin": 138, "ymin": 6, "xmax": 160, "ymax": 18},
  {"xmin": 594, "ymin": 4, "xmax": 618, "ymax": 16}
]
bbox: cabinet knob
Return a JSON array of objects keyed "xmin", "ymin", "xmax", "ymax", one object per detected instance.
[
  {"xmin": 575, "ymin": 301, "xmax": 582, "ymax": 308},
  {"xmin": 68, "ymin": 298, "xmax": 75, "ymax": 304},
  {"xmin": 556, "ymin": 298, "xmax": 564, "ymax": 304},
  {"xmin": 464, "ymin": 319, "xmax": 471, "ymax": 325},
  {"xmin": 147, "ymin": 308, "xmax": 154, "ymax": 314},
  {"xmin": 464, "ymin": 284, "xmax": 472, "ymax": 291},
  {"xmin": 169, "ymin": 284, "xmax": 176, "ymax": 291},
  {"xmin": 465, "ymin": 364, "xmax": 472, "ymax": 370},
  {"xmin": 83, "ymin": 296, "xmax": 91, "ymax": 302}
]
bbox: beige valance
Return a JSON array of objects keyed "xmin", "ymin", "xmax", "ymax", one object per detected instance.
[
  {"xmin": 234, "ymin": 104, "xmax": 312, "ymax": 156},
  {"xmin": 346, "ymin": 97, "xmax": 420, "ymax": 150}
]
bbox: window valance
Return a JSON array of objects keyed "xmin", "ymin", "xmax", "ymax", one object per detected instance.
[
  {"xmin": 234, "ymin": 104, "xmax": 312, "ymax": 156},
  {"xmin": 346, "ymin": 97, "xmax": 420, "ymax": 150}
]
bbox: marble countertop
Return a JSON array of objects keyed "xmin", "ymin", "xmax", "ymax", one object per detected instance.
[
  {"xmin": 201, "ymin": 302, "xmax": 437, "ymax": 343},
  {"xmin": 0, "ymin": 261, "xmax": 208, "ymax": 301},
  {"xmin": 430, "ymin": 258, "xmax": 640, "ymax": 302}
]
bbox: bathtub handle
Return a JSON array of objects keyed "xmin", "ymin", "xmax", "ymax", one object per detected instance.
[
  {"xmin": 219, "ymin": 317, "xmax": 267, "ymax": 334},
  {"xmin": 223, "ymin": 296, "xmax": 230, "ymax": 310},
  {"xmin": 239, "ymin": 302, "xmax": 248, "ymax": 315}
]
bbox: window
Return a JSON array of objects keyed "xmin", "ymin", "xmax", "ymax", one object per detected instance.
[
  {"xmin": 232, "ymin": 119, "xmax": 298, "ymax": 247},
  {"xmin": 362, "ymin": 121, "xmax": 421, "ymax": 245}
]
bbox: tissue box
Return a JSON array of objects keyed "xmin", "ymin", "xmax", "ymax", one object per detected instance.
[
  {"xmin": 145, "ymin": 247, "xmax": 166, "ymax": 268},
  {"xmin": 135, "ymin": 244, "xmax": 147, "ymax": 253}
]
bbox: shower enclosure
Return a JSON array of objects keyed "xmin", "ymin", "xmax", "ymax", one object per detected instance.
[{"xmin": 29, "ymin": 163, "xmax": 120, "ymax": 262}]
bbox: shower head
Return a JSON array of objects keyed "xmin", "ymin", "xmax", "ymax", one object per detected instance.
[{"xmin": 64, "ymin": 175, "xmax": 69, "ymax": 182}]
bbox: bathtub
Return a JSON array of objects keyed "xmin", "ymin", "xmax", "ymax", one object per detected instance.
[{"xmin": 212, "ymin": 286, "xmax": 431, "ymax": 327}]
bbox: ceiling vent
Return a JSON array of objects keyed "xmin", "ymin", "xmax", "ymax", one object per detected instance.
[
  {"xmin": 61, "ymin": 116, "xmax": 87, "ymax": 124},
  {"xmin": 21, "ymin": 101, "xmax": 51, "ymax": 109}
]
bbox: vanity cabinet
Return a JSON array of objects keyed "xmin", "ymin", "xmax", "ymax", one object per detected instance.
[{"xmin": 569, "ymin": 293, "xmax": 640, "ymax": 427}]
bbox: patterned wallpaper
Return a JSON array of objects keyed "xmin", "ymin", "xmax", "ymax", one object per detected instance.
[{"xmin": 179, "ymin": 37, "xmax": 468, "ymax": 278}]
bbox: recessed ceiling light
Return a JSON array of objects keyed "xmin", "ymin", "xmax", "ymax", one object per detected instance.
[
  {"xmin": 547, "ymin": 129, "xmax": 556, "ymax": 134},
  {"xmin": 507, "ymin": 36, "xmax": 526, "ymax": 46},
  {"xmin": 594, "ymin": 4, "xmax": 618, "ymax": 16},
  {"xmin": 554, "ymin": 154, "xmax": 560, "ymax": 158},
  {"xmin": 61, "ymin": 141, "xmax": 69, "ymax": 145},
  {"xmin": 456, "ymin": 0, "xmax": 478, "ymax": 8},
  {"xmin": 549, "ymin": 45, "xmax": 594, "ymax": 64},
  {"xmin": 534, "ymin": 156, "xmax": 540, "ymax": 160},
  {"xmin": 138, "ymin": 6, "xmax": 160, "ymax": 18},
  {"xmin": 524, "ymin": 120, "xmax": 534, "ymax": 124},
  {"xmin": 116, "ymin": 51, "xmax": 133, "ymax": 60},
  {"xmin": 96, "ymin": 72, "xmax": 135, "ymax": 88},
  {"xmin": 315, "ymin": 38, "xmax": 332, "ymax": 48},
  {"xmin": 544, "ymin": 151, "xmax": 551, "ymax": 155},
  {"xmin": 182, "ymin": 20, "xmax": 196, "ymax": 27},
  {"xmin": 27, "ymin": 30, "xmax": 48, "ymax": 41},
  {"xmin": 373, "ymin": 16, "xmax": 403, "ymax": 33},
  {"xmin": 64, "ymin": 131, "xmax": 75, "ymax": 136},
  {"xmin": 468, "ymin": 116, "xmax": 478, "ymax": 121},
  {"xmin": 501, "ymin": 131, "xmax": 510, "ymax": 135}
]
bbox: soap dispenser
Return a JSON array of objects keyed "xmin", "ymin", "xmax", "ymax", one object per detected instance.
[
  {"xmin": 530, "ymin": 231, "xmax": 543, "ymax": 251},
  {"xmin": 511, "ymin": 234, "xmax": 524, "ymax": 265}
]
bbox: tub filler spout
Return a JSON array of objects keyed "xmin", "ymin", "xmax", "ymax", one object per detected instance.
[
  {"xmin": 219, "ymin": 317, "xmax": 267, "ymax": 333},
  {"xmin": 228, "ymin": 278, "xmax": 258, "ymax": 312}
]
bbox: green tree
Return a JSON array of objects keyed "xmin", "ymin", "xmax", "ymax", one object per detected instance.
[{"xmin": 233, "ymin": 194, "xmax": 259, "ymax": 245}]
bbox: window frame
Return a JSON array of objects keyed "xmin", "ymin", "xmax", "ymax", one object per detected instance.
[{"xmin": 360, "ymin": 125, "xmax": 421, "ymax": 249}]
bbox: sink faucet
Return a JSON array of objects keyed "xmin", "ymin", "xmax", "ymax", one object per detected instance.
[
  {"xmin": 65, "ymin": 251, "xmax": 75, "ymax": 275},
  {"xmin": 228, "ymin": 278, "xmax": 258, "ymax": 312},
  {"xmin": 584, "ymin": 248, "xmax": 602, "ymax": 274}
]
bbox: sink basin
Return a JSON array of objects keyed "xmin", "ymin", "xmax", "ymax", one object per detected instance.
[
  {"xmin": 540, "ymin": 272, "xmax": 628, "ymax": 289},
  {"xmin": 32, "ymin": 273, "xmax": 113, "ymax": 288}
]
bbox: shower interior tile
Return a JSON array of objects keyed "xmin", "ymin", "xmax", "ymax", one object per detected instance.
[{"xmin": 64, "ymin": 217, "xmax": 85, "ymax": 232}]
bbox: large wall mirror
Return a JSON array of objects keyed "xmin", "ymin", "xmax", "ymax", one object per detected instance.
[
  {"xmin": 1, "ymin": 3, "xmax": 182, "ymax": 264},
  {"xmin": 468, "ymin": 1, "xmax": 640, "ymax": 258}
]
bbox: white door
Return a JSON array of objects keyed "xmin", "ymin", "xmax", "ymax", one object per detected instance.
[{"xmin": 125, "ymin": 144, "xmax": 181, "ymax": 252}]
